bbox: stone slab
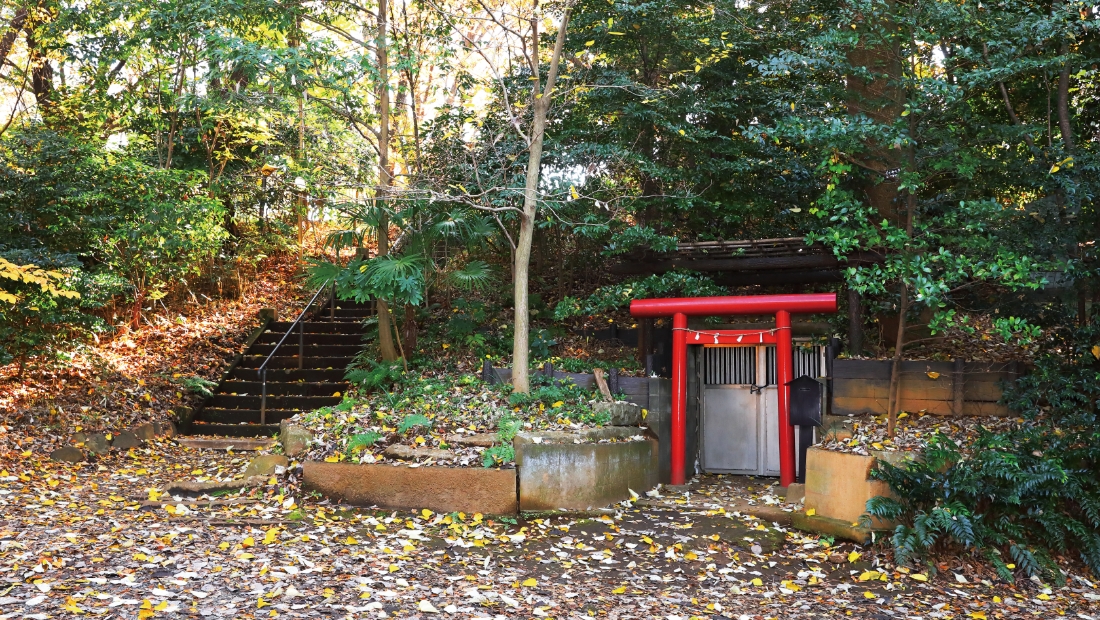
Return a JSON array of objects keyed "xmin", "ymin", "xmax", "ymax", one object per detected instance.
[
  {"xmin": 445, "ymin": 433, "xmax": 499, "ymax": 448},
  {"xmin": 303, "ymin": 462, "xmax": 518, "ymax": 515},
  {"xmin": 176, "ymin": 438, "xmax": 276, "ymax": 451},
  {"xmin": 164, "ymin": 475, "xmax": 269, "ymax": 495},
  {"xmin": 383, "ymin": 445, "xmax": 454, "ymax": 461},
  {"xmin": 791, "ymin": 512, "xmax": 876, "ymax": 545},
  {"xmin": 515, "ymin": 432, "xmax": 658, "ymax": 511}
]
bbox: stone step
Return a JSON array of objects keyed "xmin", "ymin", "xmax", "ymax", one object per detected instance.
[
  {"xmin": 218, "ymin": 380, "xmax": 347, "ymax": 396},
  {"xmin": 237, "ymin": 355, "xmax": 355, "ymax": 369},
  {"xmin": 227, "ymin": 367, "xmax": 347, "ymax": 382},
  {"xmin": 176, "ymin": 437, "xmax": 277, "ymax": 451},
  {"xmin": 197, "ymin": 408, "xmax": 301, "ymax": 425},
  {"xmin": 208, "ymin": 394, "xmax": 342, "ymax": 411},
  {"xmin": 249, "ymin": 343, "xmax": 364, "ymax": 357},
  {"xmin": 186, "ymin": 422, "xmax": 279, "ymax": 438}
]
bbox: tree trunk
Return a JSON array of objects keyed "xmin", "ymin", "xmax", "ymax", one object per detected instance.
[
  {"xmin": 0, "ymin": 8, "xmax": 27, "ymax": 73},
  {"xmin": 886, "ymin": 284, "xmax": 907, "ymax": 436},
  {"xmin": 375, "ymin": 0, "xmax": 399, "ymax": 362},
  {"xmin": 1057, "ymin": 42, "xmax": 1074, "ymax": 153},
  {"xmin": 511, "ymin": 6, "xmax": 571, "ymax": 393}
]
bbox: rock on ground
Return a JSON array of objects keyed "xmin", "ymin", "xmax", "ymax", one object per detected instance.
[
  {"xmin": 49, "ymin": 446, "xmax": 85, "ymax": 463},
  {"xmin": 243, "ymin": 454, "xmax": 289, "ymax": 478},
  {"xmin": 279, "ymin": 421, "xmax": 314, "ymax": 457}
]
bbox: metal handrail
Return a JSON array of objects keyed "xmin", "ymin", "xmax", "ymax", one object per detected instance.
[{"xmin": 258, "ymin": 280, "xmax": 337, "ymax": 424}]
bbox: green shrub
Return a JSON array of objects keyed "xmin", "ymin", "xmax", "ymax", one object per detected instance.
[
  {"xmin": 867, "ymin": 320, "xmax": 1100, "ymax": 582},
  {"xmin": 345, "ymin": 360, "xmax": 405, "ymax": 391}
]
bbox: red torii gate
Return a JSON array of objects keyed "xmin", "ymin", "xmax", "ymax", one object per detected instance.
[{"xmin": 630, "ymin": 293, "xmax": 838, "ymax": 487}]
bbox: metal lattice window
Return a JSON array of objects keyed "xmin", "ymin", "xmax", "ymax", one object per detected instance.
[
  {"xmin": 765, "ymin": 344, "xmax": 823, "ymax": 385},
  {"xmin": 703, "ymin": 347, "xmax": 756, "ymax": 385}
]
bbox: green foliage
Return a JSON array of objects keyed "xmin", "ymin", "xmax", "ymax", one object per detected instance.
[
  {"xmin": 551, "ymin": 357, "xmax": 642, "ymax": 375},
  {"xmin": 482, "ymin": 445, "xmax": 515, "ymax": 468},
  {"xmin": 867, "ymin": 321, "xmax": 1100, "ymax": 581},
  {"xmin": 0, "ymin": 256, "xmax": 86, "ymax": 370},
  {"xmin": 346, "ymin": 432, "xmax": 383, "ymax": 454},
  {"xmin": 345, "ymin": 360, "xmax": 405, "ymax": 391},
  {"xmin": 529, "ymin": 329, "xmax": 559, "ymax": 359},
  {"xmin": 397, "ymin": 414, "xmax": 433, "ymax": 434},
  {"xmin": 495, "ymin": 415, "xmax": 524, "ymax": 443},
  {"xmin": 180, "ymin": 376, "xmax": 218, "ymax": 399},
  {"xmin": 554, "ymin": 271, "xmax": 726, "ymax": 319}
]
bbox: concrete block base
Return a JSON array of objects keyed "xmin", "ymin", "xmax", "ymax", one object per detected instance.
[
  {"xmin": 803, "ymin": 447, "xmax": 912, "ymax": 528},
  {"xmin": 303, "ymin": 462, "xmax": 518, "ymax": 515},
  {"xmin": 515, "ymin": 427, "xmax": 658, "ymax": 511}
]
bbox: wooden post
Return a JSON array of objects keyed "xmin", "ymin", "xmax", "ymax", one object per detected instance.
[{"xmin": 952, "ymin": 357, "xmax": 965, "ymax": 416}]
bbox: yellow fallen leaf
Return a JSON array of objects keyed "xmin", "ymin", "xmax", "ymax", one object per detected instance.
[
  {"xmin": 389, "ymin": 564, "xmax": 399, "ymax": 573},
  {"xmin": 138, "ymin": 610, "xmax": 155, "ymax": 620},
  {"xmin": 1037, "ymin": 593, "xmax": 1050, "ymax": 601},
  {"xmin": 522, "ymin": 578, "xmax": 537, "ymax": 587},
  {"xmin": 238, "ymin": 552, "xmax": 255, "ymax": 560},
  {"xmin": 345, "ymin": 536, "xmax": 358, "ymax": 545},
  {"xmin": 422, "ymin": 509, "xmax": 433, "ymax": 519},
  {"xmin": 848, "ymin": 551, "xmax": 861, "ymax": 563},
  {"xmin": 858, "ymin": 571, "xmax": 880, "ymax": 581},
  {"xmin": 264, "ymin": 529, "xmax": 279, "ymax": 544},
  {"xmin": 325, "ymin": 455, "xmax": 340, "ymax": 462},
  {"xmin": 864, "ymin": 591, "xmax": 876, "ymax": 599},
  {"xmin": 154, "ymin": 601, "xmax": 169, "ymax": 611},
  {"xmin": 257, "ymin": 598, "xmax": 269, "ymax": 608},
  {"xmin": 969, "ymin": 612, "xmax": 987, "ymax": 619},
  {"xmin": 805, "ymin": 508, "xmax": 816, "ymax": 516},
  {"xmin": 140, "ymin": 600, "xmax": 152, "ymax": 609},
  {"xmin": 241, "ymin": 537, "xmax": 255, "ymax": 548},
  {"xmin": 910, "ymin": 573, "xmax": 928, "ymax": 582},
  {"xmin": 612, "ymin": 586, "xmax": 626, "ymax": 594},
  {"xmin": 1005, "ymin": 563, "xmax": 1015, "ymax": 569},
  {"xmin": 1092, "ymin": 345, "xmax": 1100, "ymax": 359},
  {"xmin": 927, "ymin": 371, "xmax": 940, "ymax": 379},
  {"xmin": 750, "ymin": 578, "xmax": 763, "ymax": 586},
  {"xmin": 684, "ymin": 552, "xmax": 698, "ymax": 561},
  {"xmin": 871, "ymin": 442, "xmax": 884, "ymax": 450}
]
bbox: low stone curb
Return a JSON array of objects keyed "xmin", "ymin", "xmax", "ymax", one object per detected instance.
[
  {"xmin": 50, "ymin": 419, "xmax": 177, "ymax": 463},
  {"xmin": 164, "ymin": 474, "xmax": 271, "ymax": 495}
]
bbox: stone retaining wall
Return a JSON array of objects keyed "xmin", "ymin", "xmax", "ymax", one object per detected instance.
[{"xmin": 302, "ymin": 462, "xmax": 519, "ymax": 515}]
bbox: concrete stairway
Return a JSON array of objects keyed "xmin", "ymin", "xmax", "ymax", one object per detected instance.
[{"xmin": 187, "ymin": 300, "xmax": 374, "ymax": 437}]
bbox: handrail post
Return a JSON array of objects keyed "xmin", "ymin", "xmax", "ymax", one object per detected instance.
[{"xmin": 260, "ymin": 368, "xmax": 268, "ymax": 425}]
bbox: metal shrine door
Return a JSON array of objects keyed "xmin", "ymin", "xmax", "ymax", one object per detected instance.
[{"xmin": 700, "ymin": 343, "xmax": 823, "ymax": 476}]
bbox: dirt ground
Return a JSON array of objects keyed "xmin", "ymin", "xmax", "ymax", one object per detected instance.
[{"xmin": 0, "ymin": 438, "xmax": 1096, "ymax": 619}]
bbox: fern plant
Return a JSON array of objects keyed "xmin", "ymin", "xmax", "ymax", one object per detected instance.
[
  {"xmin": 346, "ymin": 431, "xmax": 383, "ymax": 455},
  {"xmin": 397, "ymin": 414, "xmax": 432, "ymax": 434},
  {"xmin": 867, "ymin": 318, "xmax": 1100, "ymax": 583}
]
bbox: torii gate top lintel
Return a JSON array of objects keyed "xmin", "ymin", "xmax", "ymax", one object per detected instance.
[{"xmin": 629, "ymin": 293, "xmax": 838, "ymax": 487}]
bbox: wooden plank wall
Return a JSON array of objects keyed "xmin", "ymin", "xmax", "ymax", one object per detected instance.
[
  {"xmin": 483, "ymin": 366, "xmax": 651, "ymax": 409},
  {"xmin": 832, "ymin": 360, "xmax": 1021, "ymax": 417}
]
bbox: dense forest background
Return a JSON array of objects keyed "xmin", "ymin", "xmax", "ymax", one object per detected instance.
[{"xmin": 2, "ymin": 0, "xmax": 1096, "ymax": 378}]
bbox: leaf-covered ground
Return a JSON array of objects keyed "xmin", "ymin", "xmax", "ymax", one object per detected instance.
[
  {"xmin": 0, "ymin": 438, "xmax": 1097, "ymax": 619},
  {"xmin": 0, "ymin": 254, "xmax": 306, "ymax": 457}
]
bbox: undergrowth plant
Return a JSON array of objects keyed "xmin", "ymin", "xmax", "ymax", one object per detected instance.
[{"xmin": 867, "ymin": 320, "xmax": 1100, "ymax": 583}]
